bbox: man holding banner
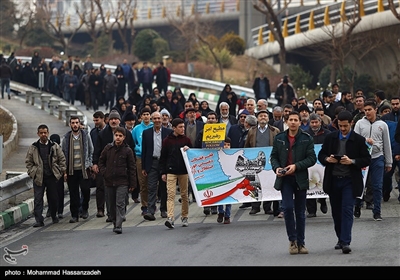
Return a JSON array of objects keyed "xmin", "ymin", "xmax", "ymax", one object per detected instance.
[{"xmin": 318, "ymin": 110, "xmax": 371, "ymax": 254}]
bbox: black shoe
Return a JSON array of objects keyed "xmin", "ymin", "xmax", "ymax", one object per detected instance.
[
  {"xmin": 46, "ymin": 210, "xmax": 51, "ymax": 218},
  {"xmin": 307, "ymin": 213, "xmax": 317, "ymax": 218},
  {"xmin": 58, "ymin": 213, "xmax": 63, "ymax": 219},
  {"xmin": 383, "ymin": 191, "xmax": 390, "ymax": 202},
  {"xmin": 8, "ymin": 95, "xmax": 10, "ymax": 100},
  {"xmin": 106, "ymin": 217, "xmax": 112, "ymax": 223},
  {"xmin": 69, "ymin": 217, "xmax": 79, "ymax": 223},
  {"xmin": 249, "ymin": 208, "xmax": 260, "ymax": 215},
  {"xmin": 217, "ymin": 213, "xmax": 224, "ymax": 223},
  {"xmin": 33, "ymin": 221, "xmax": 44, "ymax": 227},
  {"xmin": 366, "ymin": 203, "xmax": 373, "ymax": 210},
  {"xmin": 373, "ymin": 213, "xmax": 382, "ymax": 221},
  {"xmin": 354, "ymin": 206, "xmax": 361, "ymax": 218},
  {"xmin": 113, "ymin": 227, "xmax": 122, "ymax": 234},
  {"xmin": 96, "ymin": 211, "xmax": 105, "ymax": 218},
  {"xmin": 334, "ymin": 241, "xmax": 342, "ymax": 250},
  {"xmin": 52, "ymin": 217, "xmax": 59, "ymax": 224},
  {"xmin": 239, "ymin": 203, "xmax": 251, "ymax": 209},
  {"xmin": 160, "ymin": 211, "xmax": 168, "ymax": 218},
  {"xmin": 211, "ymin": 206, "xmax": 218, "ymax": 215},
  {"xmin": 265, "ymin": 209, "xmax": 274, "ymax": 215},
  {"xmin": 144, "ymin": 213, "xmax": 156, "ymax": 221},
  {"xmin": 203, "ymin": 207, "xmax": 211, "ymax": 215},
  {"xmin": 320, "ymin": 204, "xmax": 328, "ymax": 214},
  {"xmin": 342, "ymin": 244, "xmax": 351, "ymax": 254},
  {"xmin": 81, "ymin": 211, "xmax": 89, "ymax": 219}
]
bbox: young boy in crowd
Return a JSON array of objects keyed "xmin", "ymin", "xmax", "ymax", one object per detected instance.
[{"xmin": 217, "ymin": 137, "xmax": 232, "ymax": 224}]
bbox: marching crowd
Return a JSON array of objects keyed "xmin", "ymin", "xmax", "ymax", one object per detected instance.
[{"xmin": 4, "ymin": 52, "xmax": 398, "ymax": 255}]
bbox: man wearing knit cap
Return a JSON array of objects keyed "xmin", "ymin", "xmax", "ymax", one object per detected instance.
[
  {"xmin": 92, "ymin": 109, "xmax": 135, "ymax": 222},
  {"xmin": 161, "ymin": 108, "xmax": 172, "ymax": 129}
]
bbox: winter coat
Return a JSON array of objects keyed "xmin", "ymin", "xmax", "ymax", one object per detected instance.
[
  {"xmin": 25, "ymin": 140, "xmax": 66, "ymax": 186},
  {"xmin": 99, "ymin": 142, "xmax": 137, "ymax": 188},
  {"xmin": 270, "ymin": 129, "xmax": 316, "ymax": 191}
]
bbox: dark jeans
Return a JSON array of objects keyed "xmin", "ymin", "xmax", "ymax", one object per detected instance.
[
  {"xmin": 90, "ymin": 90, "xmax": 102, "ymax": 111},
  {"xmin": 34, "ymin": 175, "xmax": 58, "ymax": 222},
  {"xmin": 67, "ymin": 170, "xmax": 90, "ymax": 218},
  {"xmin": 281, "ymin": 176, "xmax": 307, "ymax": 246},
  {"xmin": 106, "ymin": 185, "xmax": 128, "ymax": 228},
  {"xmin": 142, "ymin": 83, "xmax": 152, "ymax": 96},
  {"xmin": 95, "ymin": 173, "xmax": 109, "ymax": 216},
  {"xmin": 382, "ymin": 156, "xmax": 400, "ymax": 198},
  {"xmin": 1, "ymin": 78, "xmax": 10, "ymax": 98},
  {"xmin": 329, "ymin": 176, "xmax": 355, "ymax": 246},
  {"xmin": 147, "ymin": 159, "xmax": 161, "ymax": 215},
  {"xmin": 105, "ymin": 91, "xmax": 115, "ymax": 109},
  {"xmin": 251, "ymin": 200, "xmax": 281, "ymax": 214},
  {"xmin": 306, "ymin": 198, "xmax": 327, "ymax": 214}
]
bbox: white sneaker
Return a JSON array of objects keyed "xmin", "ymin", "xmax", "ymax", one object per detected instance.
[
  {"xmin": 165, "ymin": 218, "xmax": 174, "ymax": 229},
  {"xmin": 181, "ymin": 217, "xmax": 188, "ymax": 227}
]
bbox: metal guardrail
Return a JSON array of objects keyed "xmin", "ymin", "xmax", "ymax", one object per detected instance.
[
  {"xmin": 0, "ymin": 173, "xmax": 32, "ymax": 202},
  {"xmin": 251, "ymin": 0, "xmax": 398, "ymax": 46}
]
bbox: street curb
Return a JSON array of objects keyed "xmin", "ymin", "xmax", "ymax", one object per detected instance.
[{"xmin": 0, "ymin": 198, "xmax": 34, "ymax": 231}]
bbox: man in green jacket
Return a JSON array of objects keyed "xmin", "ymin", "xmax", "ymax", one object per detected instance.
[{"xmin": 270, "ymin": 111, "xmax": 317, "ymax": 255}]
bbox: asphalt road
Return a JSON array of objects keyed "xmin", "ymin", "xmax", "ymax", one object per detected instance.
[{"xmin": 0, "ymin": 191, "xmax": 399, "ymax": 268}]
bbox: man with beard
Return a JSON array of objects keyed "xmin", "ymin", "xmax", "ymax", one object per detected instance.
[
  {"xmin": 61, "ymin": 116, "xmax": 94, "ymax": 223},
  {"xmin": 305, "ymin": 113, "xmax": 331, "ymax": 218},
  {"xmin": 298, "ymin": 105, "xmax": 311, "ymax": 131},
  {"xmin": 272, "ymin": 104, "xmax": 293, "ymax": 131},
  {"xmin": 244, "ymin": 110, "xmax": 280, "ymax": 215},
  {"xmin": 218, "ymin": 102, "xmax": 237, "ymax": 136}
]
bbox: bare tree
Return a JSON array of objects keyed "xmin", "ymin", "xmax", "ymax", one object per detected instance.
[
  {"xmin": 113, "ymin": 0, "xmax": 137, "ymax": 54},
  {"xmin": 253, "ymin": 0, "xmax": 290, "ymax": 74},
  {"xmin": 76, "ymin": 0, "xmax": 100, "ymax": 58},
  {"xmin": 35, "ymin": 2, "xmax": 84, "ymax": 55},
  {"xmin": 388, "ymin": 0, "xmax": 400, "ymax": 21},
  {"xmin": 302, "ymin": 1, "xmax": 362, "ymax": 86},
  {"xmin": 93, "ymin": 0, "xmax": 119, "ymax": 54},
  {"xmin": 14, "ymin": 5, "xmax": 35, "ymax": 48},
  {"xmin": 165, "ymin": 3, "xmax": 224, "ymax": 81}
]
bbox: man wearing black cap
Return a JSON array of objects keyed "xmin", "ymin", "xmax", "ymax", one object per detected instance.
[
  {"xmin": 322, "ymin": 90, "xmax": 335, "ymax": 119},
  {"xmin": 298, "ymin": 104, "xmax": 311, "ymax": 131},
  {"xmin": 274, "ymin": 77, "xmax": 296, "ymax": 107},
  {"xmin": 244, "ymin": 109, "xmax": 280, "ymax": 215}
]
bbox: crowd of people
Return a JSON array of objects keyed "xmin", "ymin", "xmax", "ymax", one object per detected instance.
[{"xmin": 15, "ymin": 53, "xmax": 400, "ymax": 254}]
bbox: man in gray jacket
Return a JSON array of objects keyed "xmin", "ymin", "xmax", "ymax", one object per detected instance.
[
  {"xmin": 354, "ymin": 100, "xmax": 392, "ymax": 221},
  {"xmin": 25, "ymin": 124, "xmax": 66, "ymax": 227}
]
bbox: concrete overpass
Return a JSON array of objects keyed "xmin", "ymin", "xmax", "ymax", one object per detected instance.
[{"xmin": 245, "ymin": 0, "xmax": 400, "ymax": 83}]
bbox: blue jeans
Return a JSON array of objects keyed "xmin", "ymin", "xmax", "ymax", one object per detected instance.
[
  {"xmin": 369, "ymin": 155, "xmax": 385, "ymax": 215},
  {"xmin": 329, "ymin": 177, "xmax": 355, "ymax": 246},
  {"xmin": 382, "ymin": 156, "xmax": 400, "ymax": 199},
  {"xmin": 280, "ymin": 176, "xmax": 307, "ymax": 246},
  {"xmin": 218, "ymin": 204, "xmax": 232, "ymax": 218}
]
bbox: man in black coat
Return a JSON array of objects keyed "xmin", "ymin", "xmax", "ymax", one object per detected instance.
[
  {"xmin": 92, "ymin": 110, "xmax": 135, "ymax": 222},
  {"xmin": 318, "ymin": 110, "xmax": 371, "ymax": 254},
  {"xmin": 252, "ymin": 72, "xmax": 271, "ymax": 102},
  {"xmin": 142, "ymin": 111, "xmax": 172, "ymax": 221}
]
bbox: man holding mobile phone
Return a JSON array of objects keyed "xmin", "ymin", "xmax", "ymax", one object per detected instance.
[{"xmin": 318, "ymin": 110, "xmax": 371, "ymax": 254}]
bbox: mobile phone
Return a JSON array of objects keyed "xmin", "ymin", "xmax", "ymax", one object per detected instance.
[
  {"xmin": 279, "ymin": 169, "xmax": 287, "ymax": 175},
  {"xmin": 333, "ymin": 154, "xmax": 342, "ymax": 161}
]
